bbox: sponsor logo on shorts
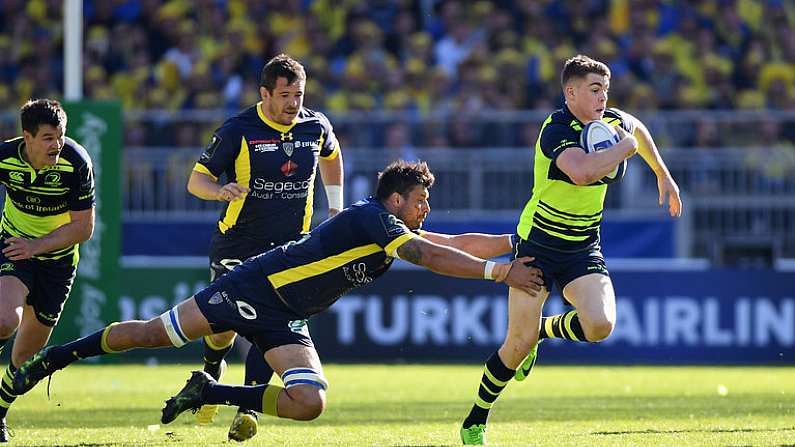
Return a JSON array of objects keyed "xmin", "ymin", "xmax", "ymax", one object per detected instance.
[
  {"xmin": 38, "ymin": 312, "xmax": 58, "ymax": 323},
  {"xmin": 208, "ymin": 291, "xmax": 226, "ymax": 305},
  {"xmin": 288, "ymin": 319, "xmax": 308, "ymax": 334},
  {"xmin": 0, "ymin": 263, "xmax": 13, "ymax": 272},
  {"xmin": 235, "ymin": 300, "xmax": 258, "ymax": 320}
]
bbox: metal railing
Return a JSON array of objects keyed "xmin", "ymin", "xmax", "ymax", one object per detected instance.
[{"xmin": 123, "ymin": 146, "xmax": 795, "ymax": 261}]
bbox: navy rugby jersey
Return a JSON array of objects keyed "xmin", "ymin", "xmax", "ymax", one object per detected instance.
[
  {"xmin": 0, "ymin": 136, "xmax": 95, "ymax": 263},
  {"xmin": 517, "ymin": 106, "xmax": 635, "ymax": 252},
  {"xmin": 253, "ymin": 197, "xmax": 418, "ymax": 318},
  {"xmin": 194, "ymin": 103, "xmax": 340, "ymax": 245}
]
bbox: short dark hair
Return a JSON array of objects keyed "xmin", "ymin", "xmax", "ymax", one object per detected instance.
[
  {"xmin": 20, "ymin": 99, "xmax": 67, "ymax": 136},
  {"xmin": 376, "ymin": 160, "xmax": 435, "ymax": 200},
  {"xmin": 259, "ymin": 54, "xmax": 306, "ymax": 93},
  {"xmin": 561, "ymin": 54, "xmax": 611, "ymax": 87}
]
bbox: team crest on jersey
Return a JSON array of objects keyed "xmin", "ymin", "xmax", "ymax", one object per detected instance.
[
  {"xmin": 282, "ymin": 142, "xmax": 294, "ymax": 156},
  {"xmin": 208, "ymin": 291, "xmax": 226, "ymax": 305},
  {"xmin": 44, "ymin": 172, "xmax": 61, "ymax": 186}
]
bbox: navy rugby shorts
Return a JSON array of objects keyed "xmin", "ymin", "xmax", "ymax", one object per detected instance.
[
  {"xmin": 515, "ymin": 236, "xmax": 609, "ymax": 298},
  {"xmin": 0, "ymin": 246, "xmax": 76, "ymax": 327},
  {"xmin": 194, "ymin": 260, "xmax": 313, "ymax": 353}
]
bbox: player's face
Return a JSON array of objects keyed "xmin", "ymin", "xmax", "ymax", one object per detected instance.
[
  {"xmin": 397, "ymin": 185, "xmax": 431, "ymax": 230},
  {"xmin": 261, "ymin": 77, "xmax": 305, "ymax": 125},
  {"xmin": 23, "ymin": 124, "xmax": 65, "ymax": 168},
  {"xmin": 567, "ymin": 73, "xmax": 609, "ymax": 123}
]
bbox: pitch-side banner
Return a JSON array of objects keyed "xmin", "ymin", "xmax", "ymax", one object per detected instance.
[
  {"xmin": 310, "ymin": 269, "xmax": 795, "ymax": 364},
  {"xmin": 54, "ymin": 101, "xmax": 122, "ymax": 343}
]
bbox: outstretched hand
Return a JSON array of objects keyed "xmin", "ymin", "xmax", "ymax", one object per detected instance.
[
  {"xmin": 657, "ymin": 175, "xmax": 682, "ymax": 217},
  {"xmin": 493, "ymin": 256, "xmax": 544, "ymax": 294}
]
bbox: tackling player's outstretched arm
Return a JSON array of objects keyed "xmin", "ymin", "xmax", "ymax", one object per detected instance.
[
  {"xmin": 187, "ymin": 170, "xmax": 249, "ymax": 202},
  {"xmin": 395, "ymin": 237, "xmax": 543, "ymax": 294},
  {"xmin": 420, "ymin": 232, "xmax": 513, "ymax": 259},
  {"xmin": 624, "ymin": 112, "xmax": 682, "ymax": 217}
]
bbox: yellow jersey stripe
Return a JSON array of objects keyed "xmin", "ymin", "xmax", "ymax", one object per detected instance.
[
  {"xmin": 268, "ymin": 244, "xmax": 383, "ymax": 289},
  {"xmin": 219, "ymin": 137, "xmax": 251, "ymax": 233},
  {"xmin": 192, "ymin": 162, "xmax": 218, "ymax": 181},
  {"xmin": 301, "ymin": 167, "xmax": 316, "ymax": 233},
  {"xmin": 384, "ymin": 233, "xmax": 417, "ymax": 258}
]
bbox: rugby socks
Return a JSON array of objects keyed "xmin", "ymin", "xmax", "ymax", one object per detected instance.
[
  {"xmin": 239, "ymin": 345, "xmax": 273, "ymax": 415},
  {"xmin": 244, "ymin": 345, "xmax": 273, "ymax": 386},
  {"xmin": 203, "ymin": 383, "xmax": 282, "ymax": 417},
  {"xmin": 462, "ymin": 351, "xmax": 514, "ymax": 428},
  {"xmin": 539, "ymin": 310, "xmax": 587, "ymax": 342},
  {"xmin": 202, "ymin": 335, "xmax": 235, "ymax": 380},
  {"xmin": 0, "ymin": 363, "xmax": 16, "ymax": 417},
  {"xmin": 48, "ymin": 325, "xmax": 119, "ymax": 369}
]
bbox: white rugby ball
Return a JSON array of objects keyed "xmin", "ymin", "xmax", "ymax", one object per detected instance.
[{"xmin": 579, "ymin": 120, "xmax": 626, "ymax": 183}]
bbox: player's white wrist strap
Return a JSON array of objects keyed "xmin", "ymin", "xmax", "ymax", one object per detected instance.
[
  {"xmin": 484, "ymin": 261, "xmax": 496, "ymax": 280},
  {"xmin": 325, "ymin": 185, "xmax": 343, "ymax": 210}
]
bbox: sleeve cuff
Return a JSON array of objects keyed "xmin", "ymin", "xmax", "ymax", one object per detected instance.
[
  {"xmin": 193, "ymin": 163, "xmax": 218, "ymax": 181},
  {"xmin": 384, "ymin": 232, "xmax": 417, "ymax": 258}
]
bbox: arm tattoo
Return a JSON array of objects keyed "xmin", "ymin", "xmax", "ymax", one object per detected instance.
[{"xmin": 396, "ymin": 239, "xmax": 424, "ymax": 265}]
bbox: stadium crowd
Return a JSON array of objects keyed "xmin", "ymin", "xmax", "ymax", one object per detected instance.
[{"xmin": 0, "ymin": 0, "xmax": 794, "ymax": 154}]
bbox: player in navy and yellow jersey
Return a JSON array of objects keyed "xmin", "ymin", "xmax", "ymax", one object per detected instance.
[
  {"xmin": 460, "ymin": 55, "xmax": 683, "ymax": 445},
  {"xmin": 186, "ymin": 54, "xmax": 344, "ymax": 439},
  {"xmin": 13, "ymin": 161, "xmax": 543, "ymax": 442},
  {"xmin": 0, "ymin": 99, "xmax": 94, "ymax": 442}
]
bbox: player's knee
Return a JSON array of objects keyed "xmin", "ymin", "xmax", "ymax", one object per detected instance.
[
  {"xmin": 584, "ymin": 319, "xmax": 614, "ymax": 342},
  {"xmin": 290, "ymin": 386, "xmax": 326, "ymax": 420},
  {"xmin": 0, "ymin": 314, "xmax": 21, "ymax": 339}
]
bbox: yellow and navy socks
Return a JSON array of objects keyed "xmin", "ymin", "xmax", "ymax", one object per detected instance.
[
  {"xmin": 462, "ymin": 351, "xmax": 514, "ymax": 428},
  {"xmin": 539, "ymin": 310, "xmax": 587, "ymax": 341},
  {"xmin": 0, "ymin": 363, "xmax": 17, "ymax": 418},
  {"xmin": 202, "ymin": 335, "xmax": 235, "ymax": 380}
]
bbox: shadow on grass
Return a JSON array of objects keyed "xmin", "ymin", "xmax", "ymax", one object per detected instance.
[{"xmin": 593, "ymin": 427, "xmax": 795, "ymax": 435}]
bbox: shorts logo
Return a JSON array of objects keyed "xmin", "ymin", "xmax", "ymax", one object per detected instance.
[
  {"xmin": 8, "ymin": 172, "xmax": 24, "ymax": 182},
  {"xmin": 44, "ymin": 172, "xmax": 61, "ymax": 186},
  {"xmin": 288, "ymin": 319, "xmax": 308, "ymax": 333},
  {"xmin": 235, "ymin": 300, "xmax": 258, "ymax": 320},
  {"xmin": 208, "ymin": 291, "xmax": 226, "ymax": 305},
  {"xmin": 0, "ymin": 263, "xmax": 13, "ymax": 272}
]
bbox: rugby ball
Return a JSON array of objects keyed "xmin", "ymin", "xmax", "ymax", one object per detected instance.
[{"xmin": 579, "ymin": 120, "xmax": 626, "ymax": 183}]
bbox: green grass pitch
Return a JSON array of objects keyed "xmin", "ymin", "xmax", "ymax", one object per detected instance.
[{"xmin": 6, "ymin": 363, "xmax": 794, "ymax": 446}]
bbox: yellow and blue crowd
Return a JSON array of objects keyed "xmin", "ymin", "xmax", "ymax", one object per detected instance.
[{"xmin": 0, "ymin": 0, "xmax": 793, "ymax": 180}]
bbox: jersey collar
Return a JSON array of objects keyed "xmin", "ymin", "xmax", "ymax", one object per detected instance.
[{"xmin": 257, "ymin": 101, "xmax": 299, "ymax": 133}]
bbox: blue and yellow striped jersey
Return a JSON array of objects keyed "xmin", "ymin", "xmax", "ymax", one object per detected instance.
[
  {"xmin": 194, "ymin": 103, "xmax": 340, "ymax": 247},
  {"xmin": 251, "ymin": 197, "xmax": 418, "ymax": 317},
  {"xmin": 517, "ymin": 106, "xmax": 634, "ymax": 252},
  {"xmin": 0, "ymin": 136, "xmax": 95, "ymax": 263}
]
